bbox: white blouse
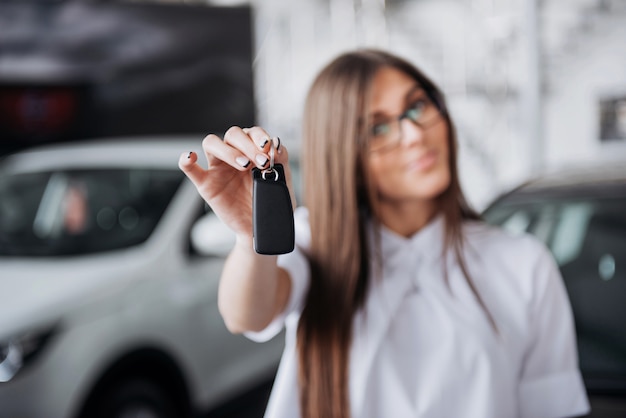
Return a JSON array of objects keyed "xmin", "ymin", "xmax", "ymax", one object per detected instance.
[{"xmin": 247, "ymin": 207, "xmax": 590, "ymax": 418}]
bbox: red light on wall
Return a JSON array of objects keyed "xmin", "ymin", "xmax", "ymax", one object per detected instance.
[{"xmin": 0, "ymin": 87, "xmax": 78, "ymax": 136}]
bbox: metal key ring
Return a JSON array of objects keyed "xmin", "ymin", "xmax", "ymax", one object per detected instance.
[
  {"xmin": 261, "ymin": 168, "xmax": 279, "ymax": 181},
  {"xmin": 268, "ymin": 140, "xmax": 275, "ymax": 170}
]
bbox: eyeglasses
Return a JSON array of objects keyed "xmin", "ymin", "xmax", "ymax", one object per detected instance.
[{"xmin": 367, "ymin": 92, "xmax": 444, "ymax": 154}]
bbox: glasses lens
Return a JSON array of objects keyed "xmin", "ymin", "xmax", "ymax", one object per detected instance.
[
  {"xmin": 406, "ymin": 98, "xmax": 441, "ymax": 126},
  {"xmin": 368, "ymin": 94, "xmax": 442, "ymax": 153},
  {"xmin": 405, "ymin": 104, "xmax": 423, "ymax": 122},
  {"xmin": 371, "ymin": 122, "xmax": 392, "ymax": 137},
  {"xmin": 369, "ymin": 120, "xmax": 398, "ymax": 152}
]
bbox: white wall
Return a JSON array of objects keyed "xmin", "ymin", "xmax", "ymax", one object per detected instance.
[
  {"xmin": 246, "ymin": 0, "xmax": 626, "ymax": 210},
  {"xmin": 545, "ymin": 12, "xmax": 626, "ymax": 168}
]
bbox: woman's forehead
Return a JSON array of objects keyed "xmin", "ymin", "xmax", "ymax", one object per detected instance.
[{"xmin": 369, "ymin": 67, "xmax": 422, "ymax": 112}]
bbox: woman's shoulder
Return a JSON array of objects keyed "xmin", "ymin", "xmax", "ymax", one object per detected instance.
[{"xmin": 461, "ymin": 220, "xmax": 560, "ymax": 301}]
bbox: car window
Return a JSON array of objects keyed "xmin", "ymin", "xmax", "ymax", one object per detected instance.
[
  {"xmin": 0, "ymin": 169, "xmax": 183, "ymax": 256},
  {"xmin": 484, "ymin": 194, "xmax": 626, "ymax": 385}
]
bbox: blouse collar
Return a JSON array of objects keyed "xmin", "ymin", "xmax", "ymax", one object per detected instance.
[
  {"xmin": 295, "ymin": 205, "xmax": 447, "ymax": 268},
  {"xmin": 375, "ymin": 213, "xmax": 447, "ymax": 265}
]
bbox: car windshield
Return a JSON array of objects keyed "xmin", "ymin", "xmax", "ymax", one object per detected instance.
[
  {"xmin": 0, "ymin": 169, "xmax": 183, "ymax": 256},
  {"xmin": 484, "ymin": 193, "xmax": 626, "ymax": 387}
]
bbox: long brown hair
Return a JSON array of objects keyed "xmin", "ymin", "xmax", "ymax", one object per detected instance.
[{"xmin": 298, "ymin": 49, "xmax": 493, "ymax": 418}]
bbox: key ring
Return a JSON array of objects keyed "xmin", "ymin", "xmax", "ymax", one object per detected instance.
[
  {"xmin": 269, "ymin": 139, "xmax": 275, "ymax": 169},
  {"xmin": 261, "ymin": 138, "xmax": 278, "ymax": 181}
]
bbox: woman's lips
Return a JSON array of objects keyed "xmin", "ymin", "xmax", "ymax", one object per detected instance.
[{"xmin": 407, "ymin": 150, "xmax": 437, "ymax": 172}]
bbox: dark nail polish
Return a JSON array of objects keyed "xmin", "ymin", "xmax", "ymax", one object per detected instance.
[
  {"xmin": 187, "ymin": 151, "xmax": 192, "ymax": 159},
  {"xmin": 255, "ymin": 155, "xmax": 269, "ymax": 167},
  {"xmin": 276, "ymin": 137, "xmax": 281, "ymax": 151},
  {"xmin": 243, "ymin": 161, "xmax": 251, "ymax": 168},
  {"xmin": 260, "ymin": 138, "xmax": 269, "ymax": 148}
]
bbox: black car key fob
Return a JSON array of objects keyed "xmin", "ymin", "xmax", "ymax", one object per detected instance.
[{"xmin": 252, "ymin": 163, "xmax": 295, "ymax": 255}]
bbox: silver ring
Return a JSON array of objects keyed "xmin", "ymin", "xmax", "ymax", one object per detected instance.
[{"xmin": 261, "ymin": 168, "xmax": 279, "ymax": 181}]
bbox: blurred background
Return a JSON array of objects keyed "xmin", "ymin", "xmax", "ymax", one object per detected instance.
[
  {"xmin": 2, "ymin": 0, "xmax": 625, "ymax": 208},
  {"xmin": 1, "ymin": 1, "xmax": 625, "ymax": 418}
]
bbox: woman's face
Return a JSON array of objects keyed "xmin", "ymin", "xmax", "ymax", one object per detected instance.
[{"xmin": 366, "ymin": 66, "xmax": 451, "ymax": 206}]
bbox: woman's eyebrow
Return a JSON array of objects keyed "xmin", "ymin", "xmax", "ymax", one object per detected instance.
[
  {"xmin": 369, "ymin": 111, "xmax": 388, "ymax": 120},
  {"xmin": 405, "ymin": 85, "xmax": 425, "ymax": 99},
  {"xmin": 368, "ymin": 85, "xmax": 426, "ymax": 119}
]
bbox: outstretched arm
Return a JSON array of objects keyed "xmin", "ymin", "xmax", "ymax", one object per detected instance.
[{"xmin": 178, "ymin": 126, "xmax": 296, "ymax": 334}]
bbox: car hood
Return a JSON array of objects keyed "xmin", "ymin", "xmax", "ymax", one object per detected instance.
[{"xmin": 0, "ymin": 249, "xmax": 157, "ymax": 340}]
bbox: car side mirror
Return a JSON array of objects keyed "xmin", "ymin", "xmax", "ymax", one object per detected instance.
[{"xmin": 190, "ymin": 212, "xmax": 236, "ymax": 257}]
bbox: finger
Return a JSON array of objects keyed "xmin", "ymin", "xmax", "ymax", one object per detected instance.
[
  {"xmin": 178, "ymin": 151, "xmax": 207, "ymax": 187},
  {"xmin": 273, "ymin": 138, "xmax": 289, "ymax": 166},
  {"xmin": 272, "ymin": 136, "xmax": 282, "ymax": 153},
  {"xmin": 244, "ymin": 126, "xmax": 272, "ymax": 151},
  {"xmin": 224, "ymin": 126, "xmax": 271, "ymax": 169},
  {"xmin": 202, "ymin": 133, "xmax": 253, "ymax": 171}
]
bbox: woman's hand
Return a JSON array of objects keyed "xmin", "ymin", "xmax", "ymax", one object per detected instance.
[{"xmin": 178, "ymin": 126, "xmax": 294, "ymax": 243}]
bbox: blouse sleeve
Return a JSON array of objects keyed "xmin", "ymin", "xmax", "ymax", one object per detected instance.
[
  {"xmin": 518, "ymin": 241, "xmax": 590, "ymax": 418},
  {"xmin": 244, "ymin": 207, "xmax": 311, "ymax": 343}
]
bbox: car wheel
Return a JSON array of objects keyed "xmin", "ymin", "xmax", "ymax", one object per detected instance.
[{"xmin": 92, "ymin": 378, "xmax": 179, "ymax": 418}]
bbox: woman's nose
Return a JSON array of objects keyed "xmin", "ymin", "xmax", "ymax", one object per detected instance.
[{"xmin": 399, "ymin": 117, "xmax": 425, "ymax": 146}]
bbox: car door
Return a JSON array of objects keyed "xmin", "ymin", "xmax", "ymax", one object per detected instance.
[{"xmin": 165, "ymin": 186, "xmax": 284, "ymax": 411}]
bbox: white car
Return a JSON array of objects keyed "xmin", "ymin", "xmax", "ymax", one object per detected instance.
[{"xmin": 0, "ymin": 137, "xmax": 284, "ymax": 418}]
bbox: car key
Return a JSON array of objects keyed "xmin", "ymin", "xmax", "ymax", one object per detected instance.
[{"xmin": 251, "ymin": 143, "xmax": 295, "ymax": 255}]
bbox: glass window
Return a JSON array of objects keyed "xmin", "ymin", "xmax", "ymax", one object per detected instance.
[
  {"xmin": 0, "ymin": 169, "xmax": 183, "ymax": 256},
  {"xmin": 550, "ymin": 202, "xmax": 593, "ymax": 266}
]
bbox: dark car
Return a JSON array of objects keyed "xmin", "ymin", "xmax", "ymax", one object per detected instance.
[{"xmin": 482, "ymin": 159, "xmax": 626, "ymax": 418}]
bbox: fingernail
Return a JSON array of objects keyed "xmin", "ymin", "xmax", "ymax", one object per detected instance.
[
  {"xmin": 275, "ymin": 137, "xmax": 281, "ymax": 153},
  {"xmin": 187, "ymin": 151, "xmax": 193, "ymax": 159},
  {"xmin": 256, "ymin": 155, "xmax": 268, "ymax": 167},
  {"xmin": 236, "ymin": 156, "xmax": 250, "ymax": 168},
  {"xmin": 259, "ymin": 137, "xmax": 269, "ymax": 149}
]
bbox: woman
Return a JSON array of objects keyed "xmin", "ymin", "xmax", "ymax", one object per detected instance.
[{"xmin": 179, "ymin": 49, "xmax": 589, "ymax": 418}]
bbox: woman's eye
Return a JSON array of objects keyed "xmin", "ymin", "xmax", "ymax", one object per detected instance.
[
  {"xmin": 411, "ymin": 99, "xmax": 427, "ymax": 111},
  {"xmin": 406, "ymin": 100, "xmax": 426, "ymax": 120},
  {"xmin": 371, "ymin": 122, "xmax": 391, "ymax": 137}
]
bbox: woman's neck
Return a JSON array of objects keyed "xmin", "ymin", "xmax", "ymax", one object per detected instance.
[{"xmin": 376, "ymin": 199, "xmax": 439, "ymax": 238}]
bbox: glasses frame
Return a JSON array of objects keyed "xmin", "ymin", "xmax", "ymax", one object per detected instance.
[{"xmin": 367, "ymin": 86, "xmax": 447, "ymax": 154}]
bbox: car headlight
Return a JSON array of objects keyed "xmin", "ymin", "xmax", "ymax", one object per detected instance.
[
  {"xmin": 0, "ymin": 327, "xmax": 57, "ymax": 383},
  {"xmin": 0, "ymin": 341, "xmax": 22, "ymax": 382}
]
